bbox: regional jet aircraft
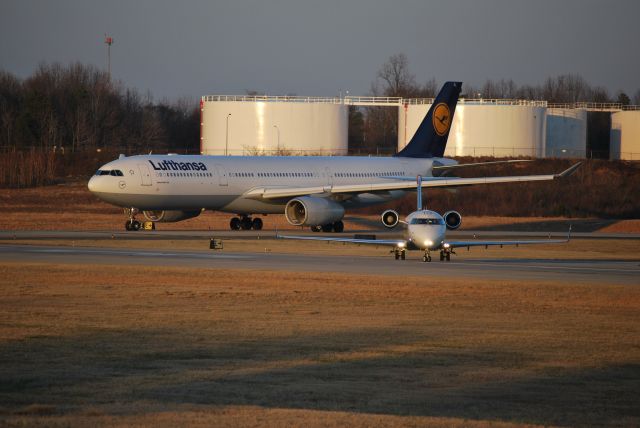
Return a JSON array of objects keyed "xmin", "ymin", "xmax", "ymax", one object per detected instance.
[
  {"xmin": 278, "ymin": 176, "xmax": 572, "ymax": 262},
  {"xmin": 88, "ymin": 82, "xmax": 581, "ymax": 232}
]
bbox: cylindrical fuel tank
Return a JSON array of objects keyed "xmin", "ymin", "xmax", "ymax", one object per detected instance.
[
  {"xmin": 611, "ymin": 110, "xmax": 640, "ymax": 160},
  {"xmin": 201, "ymin": 96, "xmax": 348, "ymax": 156},
  {"xmin": 399, "ymin": 100, "xmax": 547, "ymax": 158},
  {"xmin": 546, "ymin": 108, "xmax": 587, "ymax": 158}
]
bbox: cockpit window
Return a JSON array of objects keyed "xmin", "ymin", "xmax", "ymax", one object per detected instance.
[
  {"xmin": 410, "ymin": 218, "xmax": 444, "ymax": 225},
  {"xmin": 95, "ymin": 169, "xmax": 123, "ymax": 176}
]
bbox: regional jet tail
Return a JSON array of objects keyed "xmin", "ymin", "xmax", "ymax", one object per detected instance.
[{"xmin": 88, "ymin": 81, "xmax": 581, "ymax": 232}]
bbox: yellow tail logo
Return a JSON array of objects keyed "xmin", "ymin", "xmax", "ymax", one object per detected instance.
[{"xmin": 432, "ymin": 103, "xmax": 451, "ymax": 136}]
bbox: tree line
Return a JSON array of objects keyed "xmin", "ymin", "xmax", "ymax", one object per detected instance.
[{"xmin": 0, "ymin": 63, "xmax": 199, "ymax": 153}]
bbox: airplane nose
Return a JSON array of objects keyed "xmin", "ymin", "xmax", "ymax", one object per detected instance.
[{"xmin": 88, "ymin": 176, "xmax": 98, "ymax": 193}]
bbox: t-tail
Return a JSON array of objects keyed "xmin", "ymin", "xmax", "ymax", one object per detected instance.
[{"xmin": 395, "ymin": 81, "xmax": 462, "ymax": 158}]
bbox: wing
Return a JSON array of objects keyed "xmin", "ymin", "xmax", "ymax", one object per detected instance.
[
  {"xmin": 277, "ymin": 234, "xmax": 406, "ymax": 247},
  {"xmin": 244, "ymin": 163, "xmax": 581, "ymax": 200},
  {"xmin": 445, "ymin": 227, "xmax": 571, "ymax": 249}
]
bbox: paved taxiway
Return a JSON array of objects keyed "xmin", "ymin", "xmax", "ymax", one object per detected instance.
[
  {"xmin": 1, "ymin": 243, "xmax": 638, "ymax": 285},
  {"xmin": 1, "ymin": 229, "xmax": 639, "ymax": 241}
]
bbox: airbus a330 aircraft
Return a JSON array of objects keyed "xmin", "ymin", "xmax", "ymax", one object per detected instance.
[
  {"xmin": 278, "ymin": 175, "xmax": 572, "ymax": 262},
  {"xmin": 88, "ymin": 81, "xmax": 580, "ymax": 232}
]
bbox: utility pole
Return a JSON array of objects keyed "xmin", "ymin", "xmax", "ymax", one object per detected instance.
[{"xmin": 104, "ymin": 34, "xmax": 113, "ymax": 79}]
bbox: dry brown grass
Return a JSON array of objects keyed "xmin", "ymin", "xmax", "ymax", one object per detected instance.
[
  {"xmin": 598, "ymin": 220, "xmax": 640, "ymax": 233},
  {"xmin": 1, "ymin": 262, "xmax": 639, "ymax": 426}
]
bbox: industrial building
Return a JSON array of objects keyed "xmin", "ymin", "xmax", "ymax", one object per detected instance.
[{"xmin": 200, "ymin": 94, "xmax": 640, "ymax": 160}]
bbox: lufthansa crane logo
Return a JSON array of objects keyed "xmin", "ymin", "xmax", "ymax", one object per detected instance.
[{"xmin": 432, "ymin": 103, "xmax": 451, "ymax": 136}]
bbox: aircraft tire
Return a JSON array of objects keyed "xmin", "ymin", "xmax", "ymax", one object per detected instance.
[
  {"xmin": 321, "ymin": 224, "xmax": 333, "ymax": 233},
  {"xmin": 230, "ymin": 217, "xmax": 241, "ymax": 230},
  {"xmin": 240, "ymin": 217, "xmax": 252, "ymax": 230},
  {"xmin": 252, "ymin": 218, "xmax": 263, "ymax": 230},
  {"xmin": 132, "ymin": 220, "xmax": 141, "ymax": 231},
  {"xmin": 125, "ymin": 221, "xmax": 132, "ymax": 231},
  {"xmin": 332, "ymin": 220, "xmax": 344, "ymax": 233},
  {"xmin": 311, "ymin": 225, "xmax": 322, "ymax": 232}
]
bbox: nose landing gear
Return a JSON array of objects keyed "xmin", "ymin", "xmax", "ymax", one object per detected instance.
[
  {"xmin": 422, "ymin": 250, "xmax": 432, "ymax": 262},
  {"xmin": 124, "ymin": 208, "xmax": 141, "ymax": 231}
]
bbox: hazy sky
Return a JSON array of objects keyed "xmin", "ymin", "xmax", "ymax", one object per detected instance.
[{"xmin": 1, "ymin": 0, "xmax": 639, "ymax": 101}]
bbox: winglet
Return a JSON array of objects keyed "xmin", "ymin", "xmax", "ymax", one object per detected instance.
[{"xmin": 556, "ymin": 162, "xmax": 582, "ymax": 178}]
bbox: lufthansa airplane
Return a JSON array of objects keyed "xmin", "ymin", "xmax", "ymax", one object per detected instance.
[
  {"xmin": 88, "ymin": 82, "xmax": 580, "ymax": 232},
  {"xmin": 278, "ymin": 175, "xmax": 571, "ymax": 262}
]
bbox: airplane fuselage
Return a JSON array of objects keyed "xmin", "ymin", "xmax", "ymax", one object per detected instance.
[{"xmin": 88, "ymin": 154, "xmax": 455, "ymax": 215}]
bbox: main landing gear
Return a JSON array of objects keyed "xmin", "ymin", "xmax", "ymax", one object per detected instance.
[
  {"xmin": 310, "ymin": 220, "xmax": 344, "ymax": 233},
  {"xmin": 393, "ymin": 248, "xmax": 406, "ymax": 260},
  {"xmin": 439, "ymin": 250, "xmax": 454, "ymax": 262},
  {"xmin": 124, "ymin": 208, "xmax": 141, "ymax": 231},
  {"xmin": 229, "ymin": 215, "xmax": 263, "ymax": 231}
]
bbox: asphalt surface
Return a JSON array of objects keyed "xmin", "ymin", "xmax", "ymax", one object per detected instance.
[
  {"xmin": 1, "ymin": 243, "xmax": 638, "ymax": 285},
  {"xmin": 1, "ymin": 229, "xmax": 639, "ymax": 241}
]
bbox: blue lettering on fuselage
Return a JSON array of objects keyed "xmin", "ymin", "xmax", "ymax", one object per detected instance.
[{"xmin": 149, "ymin": 160, "xmax": 207, "ymax": 171}]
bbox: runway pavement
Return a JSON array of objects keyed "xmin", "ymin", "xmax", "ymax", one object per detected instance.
[
  {"xmin": 1, "ymin": 243, "xmax": 638, "ymax": 285},
  {"xmin": 1, "ymin": 229, "xmax": 639, "ymax": 241}
]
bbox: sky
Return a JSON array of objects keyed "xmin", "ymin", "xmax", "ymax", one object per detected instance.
[{"xmin": 1, "ymin": 0, "xmax": 639, "ymax": 101}]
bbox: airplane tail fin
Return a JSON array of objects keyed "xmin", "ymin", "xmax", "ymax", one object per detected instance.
[{"xmin": 395, "ymin": 81, "xmax": 462, "ymax": 158}]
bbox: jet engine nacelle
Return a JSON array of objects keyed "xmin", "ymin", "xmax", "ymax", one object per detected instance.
[
  {"xmin": 143, "ymin": 210, "xmax": 202, "ymax": 223},
  {"xmin": 285, "ymin": 197, "xmax": 345, "ymax": 226},
  {"xmin": 381, "ymin": 209, "xmax": 399, "ymax": 228},
  {"xmin": 443, "ymin": 210, "xmax": 462, "ymax": 230}
]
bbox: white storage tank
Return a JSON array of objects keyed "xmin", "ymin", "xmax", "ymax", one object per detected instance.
[
  {"xmin": 398, "ymin": 100, "xmax": 547, "ymax": 158},
  {"xmin": 546, "ymin": 108, "xmax": 587, "ymax": 158},
  {"xmin": 610, "ymin": 111, "xmax": 640, "ymax": 160},
  {"xmin": 201, "ymin": 96, "xmax": 348, "ymax": 155}
]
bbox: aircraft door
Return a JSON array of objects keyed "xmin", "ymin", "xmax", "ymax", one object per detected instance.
[
  {"xmin": 215, "ymin": 164, "xmax": 228, "ymax": 186},
  {"xmin": 137, "ymin": 163, "xmax": 152, "ymax": 186},
  {"xmin": 324, "ymin": 166, "xmax": 333, "ymax": 186}
]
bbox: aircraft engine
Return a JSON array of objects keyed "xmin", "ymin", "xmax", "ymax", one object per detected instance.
[
  {"xmin": 143, "ymin": 210, "xmax": 202, "ymax": 223},
  {"xmin": 443, "ymin": 210, "xmax": 462, "ymax": 230},
  {"xmin": 285, "ymin": 197, "xmax": 344, "ymax": 226},
  {"xmin": 381, "ymin": 209, "xmax": 399, "ymax": 228}
]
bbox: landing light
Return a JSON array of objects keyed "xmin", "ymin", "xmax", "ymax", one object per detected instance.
[
  {"xmin": 397, "ymin": 242, "xmax": 406, "ymax": 248},
  {"xmin": 443, "ymin": 243, "xmax": 450, "ymax": 248},
  {"xmin": 424, "ymin": 240, "xmax": 433, "ymax": 247}
]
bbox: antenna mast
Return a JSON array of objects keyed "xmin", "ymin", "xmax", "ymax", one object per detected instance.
[{"xmin": 104, "ymin": 34, "xmax": 113, "ymax": 78}]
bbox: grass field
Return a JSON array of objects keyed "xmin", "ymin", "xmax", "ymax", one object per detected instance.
[{"xmin": 1, "ymin": 262, "xmax": 639, "ymax": 427}]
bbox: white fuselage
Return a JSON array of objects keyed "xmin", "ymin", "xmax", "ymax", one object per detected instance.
[
  {"xmin": 88, "ymin": 154, "xmax": 455, "ymax": 215},
  {"xmin": 402, "ymin": 210, "xmax": 447, "ymax": 251}
]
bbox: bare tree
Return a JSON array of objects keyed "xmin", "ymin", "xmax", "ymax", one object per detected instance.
[{"xmin": 376, "ymin": 53, "xmax": 417, "ymax": 97}]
